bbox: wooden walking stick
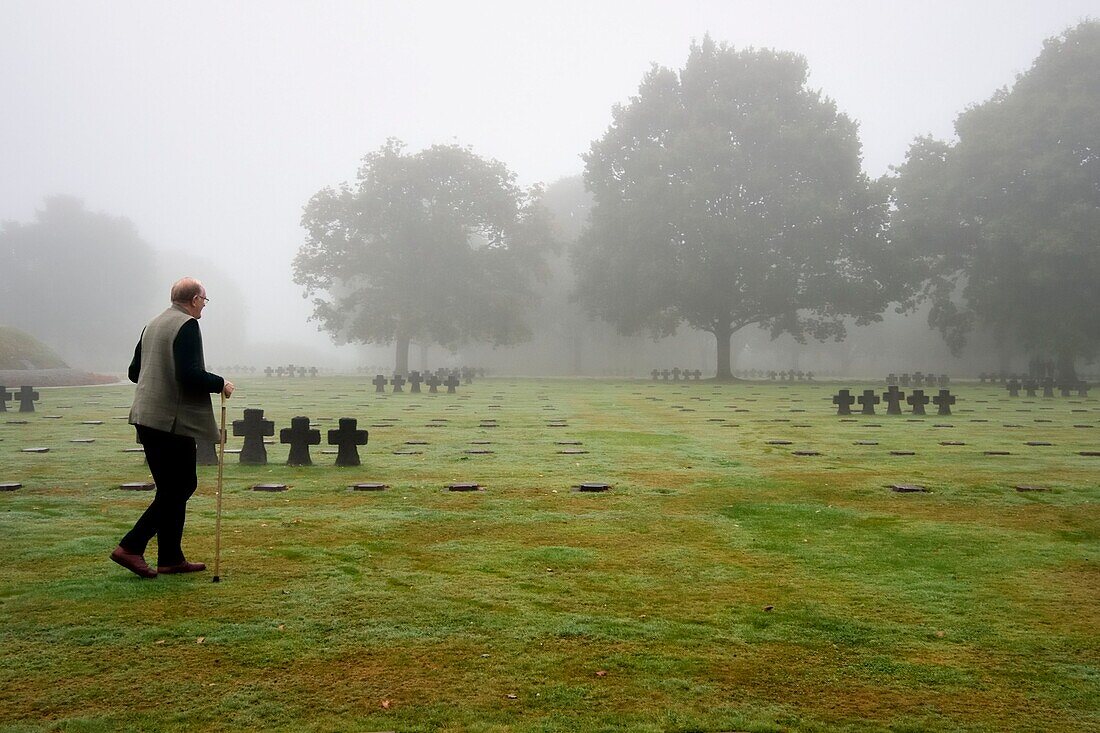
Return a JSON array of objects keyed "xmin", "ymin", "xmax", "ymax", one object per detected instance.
[{"xmin": 212, "ymin": 392, "xmax": 227, "ymax": 583}]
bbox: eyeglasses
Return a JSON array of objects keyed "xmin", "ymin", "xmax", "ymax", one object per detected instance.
[{"xmin": 196, "ymin": 295, "xmax": 210, "ymax": 303}]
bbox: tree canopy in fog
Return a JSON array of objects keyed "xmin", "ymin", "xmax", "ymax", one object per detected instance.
[
  {"xmin": 293, "ymin": 140, "xmax": 555, "ymax": 373},
  {"xmin": 0, "ymin": 196, "xmax": 159, "ymax": 369},
  {"xmin": 890, "ymin": 21, "xmax": 1100, "ymax": 380},
  {"xmin": 574, "ymin": 38, "xmax": 895, "ymax": 379}
]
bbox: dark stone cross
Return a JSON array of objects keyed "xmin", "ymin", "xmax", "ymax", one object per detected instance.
[
  {"xmin": 372, "ymin": 374, "xmax": 388, "ymax": 393},
  {"xmin": 264, "ymin": 367, "xmax": 273, "ymax": 378},
  {"xmin": 651, "ymin": 369, "xmax": 660, "ymax": 381},
  {"xmin": 391, "ymin": 374, "xmax": 406, "ymax": 393},
  {"xmin": 886, "ymin": 373, "xmax": 898, "ymax": 386},
  {"xmin": 1057, "ymin": 381, "xmax": 1073, "ymax": 398},
  {"xmin": 1078, "ymin": 382, "xmax": 1090, "ymax": 398},
  {"xmin": 426, "ymin": 374, "xmax": 441, "ymax": 393},
  {"xmin": 1006, "ymin": 378, "xmax": 1020, "ymax": 397},
  {"xmin": 297, "ymin": 367, "xmax": 307, "ymax": 378},
  {"xmin": 17, "ymin": 386, "xmax": 39, "ymax": 413},
  {"xmin": 832, "ymin": 389, "xmax": 855, "ymax": 416},
  {"xmin": 0, "ymin": 386, "xmax": 10, "ymax": 412},
  {"xmin": 328, "ymin": 417, "xmax": 368, "ymax": 467},
  {"xmin": 932, "ymin": 389, "xmax": 956, "ymax": 416},
  {"xmin": 232, "ymin": 408, "xmax": 274, "ymax": 465},
  {"xmin": 445, "ymin": 373, "xmax": 460, "ymax": 394},
  {"xmin": 1042, "ymin": 377, "xmax": 1055, "ymax": 398},
  {"xmin": 671, "ymin": 367, "xmax": 682, "ymax": 381},
  {"xmin": 899, "ymin": 373, "xmax": 911, "ymax": 388},
  {"xmin": 309, "ymin": 367, "xmax": 318, "ymax": 377},
  {"xmin": 275, "ymin": 366, "xmax": 285, "ymax": 377},
  {"xmin": 978, "ymin": 372, "xmax": 988, "ymax": 383},
  {"xmin": 661, "ymin": 370, "xmax": 670, "ymax": 381},
  {"xmin": 907, "ymin": 389, "xmax": 930, "ymax": 415},
  {"xmin": 281, "ymin": 416, "xmax": 321, "ymax": 466},
  {"xmin": 882, "ymin": 386, "xmax": 905, "ymax": 415},
  {"xmin": 858, "ymin": 389, "xmax": 880, "ymax": 415},
  {"xmin": 937, "ymin": 374, "xmax": 950, "ymax": 388},
  {"xmin": 408, "ymin": 370, "xmax": 423, "ymax": 393},
  {"xmin": 1023, "ymin": 378, "xmax": 1038, "ymax": 397},
  {"xmin": 285, "ymin": 364, "xmax": 296, "ymax": 378},
  {"xmin": 913, "ymin": 371, "xmax": 925, "ymax": 386},
  {"xmin": 462, "ymin": 367, "xmax": 473, "ymax": 385}
]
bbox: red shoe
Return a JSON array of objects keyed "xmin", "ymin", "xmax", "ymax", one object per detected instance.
[
  {"xmin": 157, "ymin": 560, "xmax": 206, "ymax": 574},
  {"xmin": 110, "ymin": 546, "xmax": 157, "ymax": 579}
]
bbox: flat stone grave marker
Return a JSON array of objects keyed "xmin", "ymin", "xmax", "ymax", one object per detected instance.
[
  {"xmin": 791, "ymin": 450, "xmax": 821, "ymax": 456},
  {"xmin": 393, "ymin": 450, "xmax": 421, "ymax": 455},
  {"xmin": 1025, "ymin": 441, "xmax": 1052, "ymax": 446},
  {"xmin": 984, "ymin": 450, "xmax": 1012, "ymax": 455},
  {"xmin": 853, "ymin": 440, "xmax": 879, "ymax": 445},
  {"xmin": 470, "ymin": 440, "xmax": 492, "ymax": 445},
  {"xmin": 43, "ymin": 415, "xmax": 62, "ymax": 419},
  {"xmin": 351, "ymin": 483, "xmax": 388, "ymax": 491},
  {"xmin": 1079, "ymin": 451, "xmax": 1100, "ymax": 456},
  {"xmin": 447, "ymin": 482, "xmax": 480, "ymax": 491},
  {"xmin": 940, "ymin": 441, "xmax": 966, "ymax": 446},
  {"xmin": 465, "ymin": 449, "xmax": 494, "ymax": 454},
  {"xmin": 766, "ymin": 440, "xmax": 792, "ymax": 445},
  {"xmin": 123, "ymin": 447, "xmax": 145, "ymax": 453},
  {"xmin": 558, "ymin": 449, "xmax": 588, "ymax": 454},
  {"xmin": 70, "ymin": 439, "xmax": 95, "ymax": 444},
  {"xmin": 889, "ymin": 483, "xmax": 929, "ymax": 493},
  {"xmin": 21, "ymin": 447, "xmax": 49, "ymax": 453},
  {"xmin": 890, "ymin": 450, "xmax": 915, "ymax": 456},
  {"xmin": 252, "ymin": 483, "xmax": 288, "ymax": 492},
  {"xmin": 405, "ymin": 440, "xmax": 429, "ymax": 445},
  {"xmin": 120, "ymin": 482, "xmax": 154, "ymax": 490},
  {"xmin": 0, "ymin": 482, "xmax": 21, "ymax": 491},
  {"xmin": 1015, "ymin": 485, "xmax": 1050, "ymax": 492}
]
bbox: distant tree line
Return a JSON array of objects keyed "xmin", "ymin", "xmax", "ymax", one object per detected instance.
[{"xmin": 293, "ymin": 21, "xmax": 1099, "ymax": 380}]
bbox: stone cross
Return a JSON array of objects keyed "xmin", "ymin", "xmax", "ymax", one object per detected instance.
[
  {"xmin": 907, "ymin": 389, "xmax": 930, "ymax": 415},
  {"xmin": 1023, "ymin": 378, "xmax": 1038, "ymax": 397},
  {"xmin": 391, "ymin": 373, "xmax": 406, "ymax": 393},
  {"xmin": 1077, "ymin": 382, "xmax": 1090, "ymax": 397},
  {"xmin": 280, "ymin": 416, "xmax": 321, "ymax": 466},
  {"xmin": 0, "ymin": 386, "xmax": 10, "ymax": 412},
  {"xmin": 937, "ymin": 374, "xmax": 950, "ymax": 388},
  {"xmin": 462, "ymin": 367, "xmax": 473, "ymax": 385},
  {"xmin": 1042, "ymin": 377, "xmax": 1055, "ymax": 398},
  {"xmin": 372, "ymin": 374, "xmax": 388, "ymax": 393},
  {"xmin": 805, "ymin": 371, "xmax": 815, "ymax": 381},
  {"xmin": 932, "ymin": 389, "xmax": 956, "ymax": 416},
  {"xmin": 858, "ymin": 389, "xmax": 880, "ymax": 415},
  {"xmin": 832, "ymin": 389, "xmax": 855, "ymax": 416},
  {"xmin": 232, "ymin": 408, "xmax": 274, "ymax": 465},
  {"xmin": 408, "ymin": 370, "xmax": 423, "ymax": 393},
  {"xmin": 297, "ymin": 367, "xmax": 307, "ymax": 378},
  {"xmin": 651, "ymin": 369, "xmax": 660, "ymax": 381},
  {"xmin": 445, "ymin": 373, "xmax": 460, "ymax": 394},
  {"xmin": 1057, "ymin": 381, "xmax": 1073, "ymax": 398},
  {"xmin": 309, "ymin": 366, "xmax": 318, "ymax": 377},
  {"xmin": 16, "ymin": 386, "xmax": 39, "ymax": 413},
  {"xmin": 426, "ymin": 374, "xmax": 441, "ymax": 393},
  {"xmin": 661, "ymin": 370, "xmax": 670, "ymax": 381},
  {"xmin": 882, "ymin": 386, "xmax": 905, "ymax": 415},
  {"xmin": 1006, "ymin": 378, "xmax": 1020, "ymax": 397},
  {"xmin": 286, "ymin": 364, "xmax": 296, "ymax": 378},
  {"xmin": 978, "ymin": 372, "xmax": 988, "ymax": 383},
  {"xmin": 899, "ymin": 373, "xmax": 910, "ymax": 388},
  {"xmin": 886, "ymin": 373, "xmax": 897, "ymax": 386},
  {"xmin": 275, "ymin": 366, "xmax": 285, "ymax": 377},
  {"xmin": 913, "ymin": 372, "xmax": 925, "ymax": 386},
  {"xmin": 671, "ymin": 367, "xmax": 682, "ymax": 381},
  {"xmin": 328, "ymin": 417, "xmax": 368, "ymax": 467},
  {"xmin": 264, "ymin": 367, "xmax": 273, "ymax": 378}
]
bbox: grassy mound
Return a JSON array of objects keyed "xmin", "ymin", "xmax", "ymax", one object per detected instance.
[{"xmin": 0, "ymin": 325, "xmax": 68, "ymax": 370}]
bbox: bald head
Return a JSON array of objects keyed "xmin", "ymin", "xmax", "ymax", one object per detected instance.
[{"xmin": 170, "ymin": 277, "xmax": 204, "ymax": 305}]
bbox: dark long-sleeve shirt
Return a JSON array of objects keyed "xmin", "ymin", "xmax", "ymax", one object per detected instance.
[{"xmin": 129, "ymin": 319, "xmax": 224, "ymax": 394}]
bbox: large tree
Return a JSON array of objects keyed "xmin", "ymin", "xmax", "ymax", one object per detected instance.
[
  {"xmin": 0, "ymin": 196, "xmax": 160, "ymax": 369},
  {"xmin": 574, "ymin": 37, "xmax": 894, "ymax": 379},
  {"xmin": 294, "ymin": 140, "xmax": 555, "ymax": 374},
  {"xmin": 889, "ymin": 21, "xmax": 1100, "ymax": 380}
]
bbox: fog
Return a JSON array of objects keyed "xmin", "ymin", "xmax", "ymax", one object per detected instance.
[{"xmin": 2, "ymin": 1, "xmax": 1096, "ymax": 375}]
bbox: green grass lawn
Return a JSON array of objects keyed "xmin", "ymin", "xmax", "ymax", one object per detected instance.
[{"xmin": 1, "ymin": 377, "xmax": 1097, "ymax": 732}]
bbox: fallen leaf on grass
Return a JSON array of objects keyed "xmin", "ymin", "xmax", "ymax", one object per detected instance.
[
  {"xmin": 763, "ymin": 605, "xmax": 774, "ymax": 612},
  {"xmin": 595, "ymin": 670, "xmax": 607, "ymax": 677},
  {"xmin": 381, "ymin": 699, "xmax": 391, "ymax": 709},
  {"xmin": 155, "ymin": 639, "xmax": 165, "ymax": 645},
  {"xmin": 935, "ymin": 630, "xmax": 946, "ymax": 638},
  {"xmin": 277, "ymin": 624, "xmax": 286, "ymax": 631},
  {"xmin": 506, "ymin": 694, "xmax": 517, "ymax": 700},
  {"xmin": 196, "ymin": 636, "xmax": 205, "ymax": 644}
]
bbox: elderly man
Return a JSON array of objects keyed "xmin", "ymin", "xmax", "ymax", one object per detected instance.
[{"xmin": 111, "ymin": 277, "xmax": 235, "ymax": 579}]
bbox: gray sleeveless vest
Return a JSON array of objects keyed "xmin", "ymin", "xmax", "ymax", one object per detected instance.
[{"xmin": 128, "ymin": 304, "xmax": 218, "ymax": 442}]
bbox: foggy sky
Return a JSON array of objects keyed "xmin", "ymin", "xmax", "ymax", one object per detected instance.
[{"xmin": 2, "ymin": 0, "xmax": 1096, "ymax": 354}]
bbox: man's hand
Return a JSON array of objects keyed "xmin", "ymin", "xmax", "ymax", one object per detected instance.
[{"xmin": 223, "ymin": 381, "xmax": 235, "ymax": 398}]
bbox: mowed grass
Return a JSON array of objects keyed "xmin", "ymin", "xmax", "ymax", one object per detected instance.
[{"xmin": 0, "ymin": 377, "xmax": 1097, "ymax": 732}]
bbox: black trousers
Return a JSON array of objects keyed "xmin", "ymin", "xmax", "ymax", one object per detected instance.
[{"xmin": 120, "ymin": 425, "xmax": 198, "ymax": 566}]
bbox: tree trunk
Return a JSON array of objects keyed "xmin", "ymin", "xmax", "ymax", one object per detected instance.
[
  {"xmin": 1056, "ymin": 350, "xmax": 1077, "ymax": 383},
  {"xmin": 395, "ymin": 336, "xmax": 410, "ymax": 376},
  {"xmin": 715, "ymin": 329, "xmax": 733, "ymax": 380},
  {"xmin": 418, "ymin": 343, "xmax": 429, "ymax": 371}
]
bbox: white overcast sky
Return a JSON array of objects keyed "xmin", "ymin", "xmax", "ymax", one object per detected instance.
[{"xmin": 2, "ymin": 0, "xmax": 1096, "ymax": 349}]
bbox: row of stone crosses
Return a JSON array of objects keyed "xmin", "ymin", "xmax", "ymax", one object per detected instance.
[
  {"xmin": 1002, "ymin": 376, "xmax": 1089, "ymax": 398},
  {"xmin": 191, "ymin": 409, "xmax": 368, "ymax": 468},
  {"xmin": 0, "ymin": 386, "xmax": 38, "ymax": 412},
  {"xmin": 651, "ymin": 369, "xmax": 704, "ymax": 381},
  {"xmin": 732, "ymin": 369, "xmax": 820, "ymax": 380},
  {"xmin": 372, "ymin": 368, "xmax": 477, "ymax": 394},
  {"xmin": 886, "ymin": 373, "xmax": 950, "ymax": 388},
  {"xmin": 833, "ymin": 387, "xmax": 957, "ymax": 416}
]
